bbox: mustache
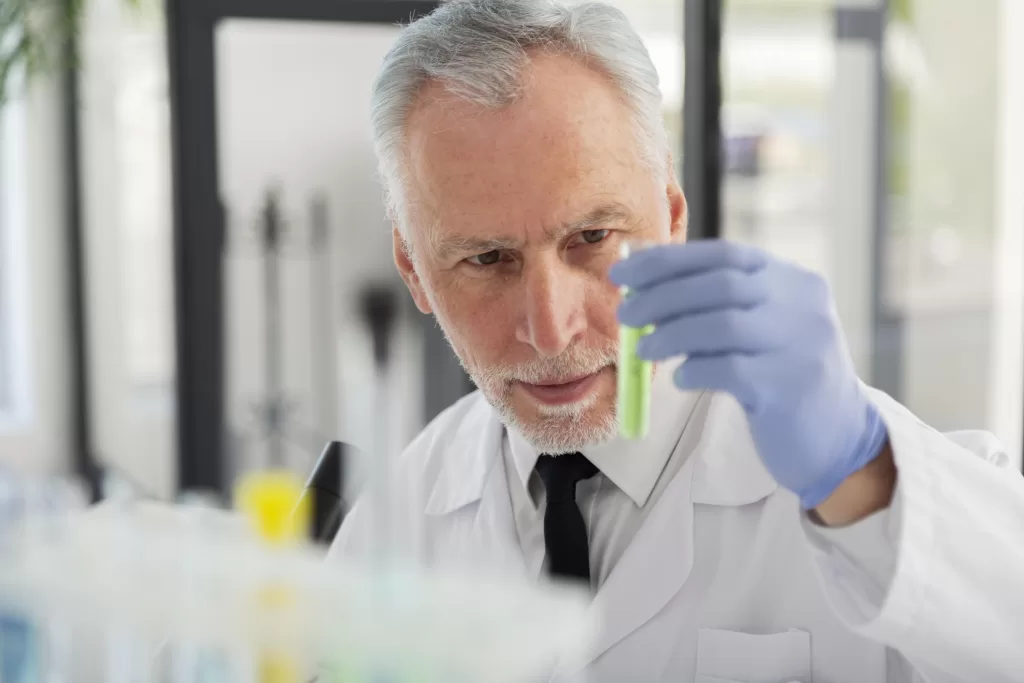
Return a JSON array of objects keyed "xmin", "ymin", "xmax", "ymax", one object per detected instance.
[{"xmin": 475, "ymin": 343, "xmax": 618, "ymax": 385}]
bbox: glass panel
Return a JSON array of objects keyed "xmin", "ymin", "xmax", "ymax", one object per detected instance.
[
  {"xmin": 215, "ymin": 20, "xmax": 426, "ymax": 487},
  {"xmin": 721, "ymin": 0, "xmax": 834, "ymax": 275},
  {"xmin": 889, "ymin": 0, "xmax": 1022, "ymax": 459}
]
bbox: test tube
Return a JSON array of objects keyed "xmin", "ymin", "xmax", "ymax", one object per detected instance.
[
  {"xmin": 102, "ymin": 490, "xmax": 149, "ymax": 683},
  {"xmin": 171, "ymin": 493, "xmax": 234, "ymax": 683},
  {"xmin": 0, "ymin": 471, "xmax": 41, "ymax": 683},
  {"xmin": 617, "ymin": 242, "xmax": 655, "ymax": 440}
]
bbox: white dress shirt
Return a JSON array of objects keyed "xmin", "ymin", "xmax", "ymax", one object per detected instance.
[{"xmin": 503, "ymin": 361, "xmax": 900, "ymax": 599}]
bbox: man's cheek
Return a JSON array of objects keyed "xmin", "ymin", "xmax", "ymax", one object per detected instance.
[{"xmin": 590, "ymin": 295, "xmax": 621, "ymax": 339}]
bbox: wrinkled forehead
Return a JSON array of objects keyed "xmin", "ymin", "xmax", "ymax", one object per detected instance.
[{"xmin": 402, "ymin": 53, "xmax": 652, "ymax": 248}]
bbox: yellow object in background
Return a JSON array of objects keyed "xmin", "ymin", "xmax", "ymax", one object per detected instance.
[
  {"xmin": 258, "ymin": 656, "xmax": 301, "ymax": 683},
  {"xmin": 235, "ymin": 471, "xmax": 310, "ymax": 683},
  {"xmin": 235, "ymin": 471, "xmax": 310, "ymax": 545}
]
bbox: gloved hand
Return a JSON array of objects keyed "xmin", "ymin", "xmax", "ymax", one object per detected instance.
[{"xmin": 609, "ymin": 240, "xmax": 890, "ymax": 510}]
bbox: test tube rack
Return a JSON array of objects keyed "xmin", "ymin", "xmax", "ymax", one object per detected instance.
[{"xmin": 0, "ymin": 482, "xmax": 592, "ymax": 683}]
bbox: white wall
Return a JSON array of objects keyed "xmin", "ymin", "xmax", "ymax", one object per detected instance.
[
  {"xmin": 77, "ymin": 0, "xmax": 177, "ymax": 498},
  {"xmin": 988, "ymin": 0, "xmax": 1024, "ymax": 466},
  {"xmin": 0, "ymin": 72, "xmax": 72, "ymax": 475},
  {"xmin": 0, "ymin": 78, "xmax": 31, "ymax": 431},
  {"xmin": 215, "ymin": 20, "xmax": 425, "ymax": 486}
]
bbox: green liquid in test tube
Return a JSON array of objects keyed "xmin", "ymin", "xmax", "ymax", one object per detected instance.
[{"xmin": 617, "ymin": 242, "xmax": 655, "ymax": 440}]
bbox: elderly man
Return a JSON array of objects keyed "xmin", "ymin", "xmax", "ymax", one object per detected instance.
[{"xmin": 329, "ymin": 0, "xmax": 1024, "ymax": 680}]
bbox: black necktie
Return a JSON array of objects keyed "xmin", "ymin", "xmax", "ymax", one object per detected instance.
[{"xmin": 535, "ymin": 453, "xmax": 599, "ymax": 583}]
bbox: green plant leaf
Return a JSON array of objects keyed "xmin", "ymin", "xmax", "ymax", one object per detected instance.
[{"xmin": 0, "ymin": 0, "xmax": 88, "ymax": 108}]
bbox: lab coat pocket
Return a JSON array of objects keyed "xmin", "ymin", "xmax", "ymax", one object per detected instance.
[{"xmin": 695, "ymin": 628, "xmax": 811, "ymax": 683}]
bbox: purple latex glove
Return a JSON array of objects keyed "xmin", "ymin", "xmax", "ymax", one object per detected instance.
[{"xmin": 610, "ymin": 240, "xmax": 889, "ymax": 509}]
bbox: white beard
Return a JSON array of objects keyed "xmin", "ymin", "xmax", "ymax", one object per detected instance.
[
  {"xmin": 428, "ymin": 303, "xmax": 618, "ymax": 454},
  {"xmin": 496, "ymin": 386, "xmax": 617, "ymax": 454}
]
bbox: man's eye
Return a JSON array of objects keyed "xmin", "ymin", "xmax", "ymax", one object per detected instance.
[
  {"xmin": 468, "ymin": 250, "xmax": 502, "ymax": 266},
  {"xmin": 580, "ymin": 229, "xmax": 609, "ymax": 244}
]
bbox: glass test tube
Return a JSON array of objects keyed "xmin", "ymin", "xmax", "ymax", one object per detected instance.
[{"xmin": 617, "ymin": 242, "xmax": 655, "ymax": 440}]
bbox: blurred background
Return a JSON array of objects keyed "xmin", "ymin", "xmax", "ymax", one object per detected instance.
[{"xmin": 1, "ymin": 0, "xmax": 1022, "ymax": 502}]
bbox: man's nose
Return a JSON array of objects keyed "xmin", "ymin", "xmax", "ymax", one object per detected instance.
[{"xmin": 515, "ymin": 259, "xmax": 586, "ymax": 357}]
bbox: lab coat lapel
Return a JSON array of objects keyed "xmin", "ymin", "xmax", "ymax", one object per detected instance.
[
  {"xmin": 554, "ymin": 423, "xmax": 700, "ymax": 678},
  {"xmin": 553, "ymin": 392, "xmax": 779, "ymax": 678},
  {"xmin": 423, "ymin": 401, "xmax": 527, "ymax": 577},
  {"xmin": 464, "ymin": 440, "xmax": 529, "ymax": 578}
]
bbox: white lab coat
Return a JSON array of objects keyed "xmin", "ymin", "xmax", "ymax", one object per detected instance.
[{"xmin": 329, "ymin": 388, "xmax": 1024, "ymax": 682}]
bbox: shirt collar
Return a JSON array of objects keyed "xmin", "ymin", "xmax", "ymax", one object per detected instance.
[{"xmin": 506, "ymin": 360, "xmax": 700, "ymax": 508}]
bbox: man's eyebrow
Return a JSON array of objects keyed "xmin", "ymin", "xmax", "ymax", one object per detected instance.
[
  {"xmin": 549, "ymin": 203, "xmax": 633, "ymax": 240},
  {"xmin": 431, "ymin": 233, "xmax": 520, "ymax": 259},
  {"xmin": 430, "ymin": 203, "xmax": 633, "ymax": 259}
]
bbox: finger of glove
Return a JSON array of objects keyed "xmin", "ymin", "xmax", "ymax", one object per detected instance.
[
  {"xmin": 617, "ymin": 268, "xmax": 769, "ymax": 328},
  {"xmin": 637, "ymin": 308, "xmax": 780, "ymax": 360},
  {"xmin": 673, "ymin": 354, "xmax": 757, "ymax": 410},
  {"xmin": 609, "ymin": 240, "xmax": 767, "ymax": 290}
]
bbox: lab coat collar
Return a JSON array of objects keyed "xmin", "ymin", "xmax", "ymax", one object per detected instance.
[
  {"xmin": 423, "ymin": 396, "xmax": 506, "ymax": 516},
  {"xmin": 505, "ymin": 360, "xmax": 699, "ymax": 509},
  {"xmin": 423, "ymin": 372, "xmax": 779, "ymax": 516}
]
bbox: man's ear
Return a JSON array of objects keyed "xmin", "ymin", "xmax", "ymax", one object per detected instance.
[
  {"xmin": 666, "ymin": 158, "xmax": 688, "ymax": 243},
  {"xmin": 393, "ymin": 225, "xmax": 433, "ymax": 314}
]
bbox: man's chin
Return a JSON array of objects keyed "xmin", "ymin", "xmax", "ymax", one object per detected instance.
[{"xmin": 503, "ymin": 408, "xmax": 617, "ymax": 454}]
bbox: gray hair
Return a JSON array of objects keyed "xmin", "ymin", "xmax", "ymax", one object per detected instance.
[{"xmin": 370, "ymin": 0, "xmax": 669, "ymax": 238}]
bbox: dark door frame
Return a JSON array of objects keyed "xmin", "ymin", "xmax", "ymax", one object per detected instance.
[
  {"xmin": 683, "ymin": 0, "xmax": 722, "ymax": 241},
  {"xmin": 165, "ymin": 0, "xmax": 440, "ymax": 496}
]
